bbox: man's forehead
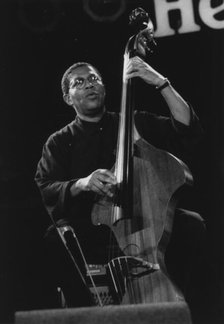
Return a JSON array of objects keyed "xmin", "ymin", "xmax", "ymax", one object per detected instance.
[{"xmin": 70, "ymin": 65, "xmax": 98, "ymax": 79}]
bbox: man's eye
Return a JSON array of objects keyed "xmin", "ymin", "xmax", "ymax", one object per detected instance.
[
  {"xmin": 74, "ymin": 78, "xmax": 84, "ymax": 87},
  {"xmin": 90, "ymin": 74, "xmax": 99, "ymax": 82}
]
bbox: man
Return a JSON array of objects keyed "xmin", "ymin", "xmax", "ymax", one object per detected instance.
[{"xmin": 35, "ymin": 57, "xmax": 204, "ymax": 307}]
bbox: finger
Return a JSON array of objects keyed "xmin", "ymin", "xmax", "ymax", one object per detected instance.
[
  {"xmin": 92, "ymin": 181, "xmax": 113, "ymax": 197},
  {"xmin": 98, "ymin": 175, "xmax": 117, "ymax": 185},
  {"xmin": 126, "ymin": 61, "xmax": 146, "ymax": 75},
  {"xmin": 95, "ymin": 178, "xmax": 111, "ymax": 195},
  {"xmin": 126, "ymin": 66, "xmax": 139, "ymax": 75},
  {"xmin": 91, "ymin": 177, "xmax": 103, "ymax": 188},
  {"xmin": 105, "ymin": 183, "xmax": 115, "ymax": 197},
  {"xmin": 130, "ymin": 56, "xmax": 144, "ymax": 67},
  {"xmin": 91, "ymin": 183, "xmax": 105, "ymax": 196},
  {"xmin": 100, "ymin": 169, "xmax": 115, "ymax": 177},
  {"xmin": 126, "ymin": 71, "xmax": 140, "ymax": 79},
  {"xmin": 128, "ymin": 56, "xmax": 142, "ymax": 64},
  {"xmin": 97, "ymin": 170, "xmax": 117, "ymax": 184},
  {"xmin": 126, "ymin": 61, "xmax": 139, "ymax": 72},
  {"xmin": 95, "ymin": 169, "xmax": 115, "ymax": 178}
]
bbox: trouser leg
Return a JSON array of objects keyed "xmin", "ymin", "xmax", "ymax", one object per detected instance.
[{"xmin": 165, "ymin": 208, "xmax": 206, "ymax": 295}]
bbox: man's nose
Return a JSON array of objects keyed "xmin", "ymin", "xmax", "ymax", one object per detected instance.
[{"xmin": 85, "ymin": 79, "xmax": 94, "ymax": 88}]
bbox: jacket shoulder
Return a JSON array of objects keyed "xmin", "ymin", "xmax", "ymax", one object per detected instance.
[{"xmin": 47, "ymin": 120, "xmax": 79, "ymax": 145}]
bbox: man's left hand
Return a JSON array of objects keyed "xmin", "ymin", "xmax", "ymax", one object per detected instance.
[{"xmin": 125, "ymin": 56, "xmax": 166, "ymax": 87}]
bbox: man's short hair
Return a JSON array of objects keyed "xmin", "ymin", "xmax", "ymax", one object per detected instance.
[{"xmin": 61, "ymin": 62, "xmax": 102, "ymax": 97}]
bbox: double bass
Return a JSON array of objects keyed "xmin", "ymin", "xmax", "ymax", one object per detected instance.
[{"xmin": 91, "ymin": 8, "xmax": 193, "ymax": 305}]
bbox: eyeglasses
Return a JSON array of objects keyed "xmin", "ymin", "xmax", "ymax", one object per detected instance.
[{"xmin": 70, "ymin": 74, "xmax": 103, "ymax": 90}]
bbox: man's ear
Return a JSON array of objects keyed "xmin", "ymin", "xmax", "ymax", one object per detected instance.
[{"xmin": 63, "ymin": 94, "xmax": 72, "ymax": 106}]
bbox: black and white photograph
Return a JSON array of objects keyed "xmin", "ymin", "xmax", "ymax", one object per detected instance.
[{"xmin": 0, "ymin": 1, "xmax": 223, "ymax": 324}]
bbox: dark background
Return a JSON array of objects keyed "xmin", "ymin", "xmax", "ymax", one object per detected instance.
[{"xmin": 0, "ymin": 0, "xmax": 223, "ymax": 323}]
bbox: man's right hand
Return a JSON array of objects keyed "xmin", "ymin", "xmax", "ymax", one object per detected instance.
[{"xmin": 70, "ymin": 169, "xmax": 117, "ymax": 198}]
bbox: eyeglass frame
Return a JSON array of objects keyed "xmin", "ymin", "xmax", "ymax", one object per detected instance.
[{"xmin": 69, "ymin": 73, "xmax": 103, "ymax": 90}]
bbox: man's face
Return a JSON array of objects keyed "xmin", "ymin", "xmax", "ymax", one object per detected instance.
[{"xmin": 66, "ymin": 65, "xmax": 105, "ymax": 118}]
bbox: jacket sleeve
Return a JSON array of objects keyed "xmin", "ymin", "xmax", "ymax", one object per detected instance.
[
  {"xmin": 135, "ymin": 105, "xmax": 203, "ymax": 164},
  {"xmin": 35, "ymin": 134, "xmax": 76, "ymax": 221}
]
